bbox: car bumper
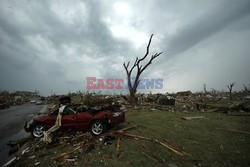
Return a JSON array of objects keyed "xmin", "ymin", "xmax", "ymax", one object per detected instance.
[{"xmin": 109, "ymin": 111, "xmax": 125, "ymax": 125}]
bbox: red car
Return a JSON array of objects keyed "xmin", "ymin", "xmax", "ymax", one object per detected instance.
[{"xmin": 24, "ymin": 104, "xmax": 125, "ymax": 138}]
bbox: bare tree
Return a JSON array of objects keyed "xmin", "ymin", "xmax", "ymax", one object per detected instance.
[
  {"xmin": 227, "ymin": 83, "xmax": 236, "ymax": 100},
  {"xmin": 123, "ymin": 34, "xmax": 162, "ymax": 106},
  {"xmin": 203, "ymin": 83, "xmax": 207, "ymax": 94},
  {"xmin": 211, "ymin": 88, "xmax": 216, "ymax": 96},
  {"xmin": 243, "ymin": 83, "xmax": 250, "ymax": 93}
]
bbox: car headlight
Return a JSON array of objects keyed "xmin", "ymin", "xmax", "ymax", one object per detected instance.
[
  {"xmin": 119, "ymin": 106, "xmax": 126, "ymax": 111},
  {"xmin": 113, "ymin": 112, "xmax": 122, "ymax": 117}
]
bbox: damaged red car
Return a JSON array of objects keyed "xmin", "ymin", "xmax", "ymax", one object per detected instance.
[{"xmin": 24, "ymin": 104, "xmax": 126, "ymax": 138}]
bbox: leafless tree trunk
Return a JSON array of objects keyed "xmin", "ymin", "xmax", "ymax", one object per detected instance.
[
  {"xmin": 211, "ymin": 88, "xmax": 216, "ymax": 96},
  {"xmin": 203, "ymin": 83, "xmax": 207, "ymax": 94},
  {"xmin": 243, "ymin": 83, "xmax": 250, "ymax": 93},
  {"xmin": 123, "ymin": 34, "xmax": 162, "ymax": 106},
  {"xmin": 227, "ymin": 83, "xmax": 236, "ymax": 100}
]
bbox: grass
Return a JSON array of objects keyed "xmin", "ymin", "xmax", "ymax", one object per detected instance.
[
  {"xmin": 18, "ymin": 109, "xmax": 250, "ymax": 167},
  {"xmin": 109, "ymin": 109, "xmax": 250, "ymax": 167}
]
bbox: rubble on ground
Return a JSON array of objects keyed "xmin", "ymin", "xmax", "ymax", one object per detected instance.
[
  {"xmin": 4, "ymin": 89, "xmax": 250, "ymax": 166},
  {"xmin": 7, "ymin": 124, "xmax": 188, "ymax": 166},
  {"xmin": 0, "ymin": 90, "xmax": 44, "ymax": 109}
]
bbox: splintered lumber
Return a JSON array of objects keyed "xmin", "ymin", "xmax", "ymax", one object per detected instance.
[
  {"xmin": 117, "ymin": 132, "xmax": 152, "ymax": 141},
  {"xmin": 141, "ymin": 148, "xmax": 165, "ymax": 164},
  {"xmin": 3, "ymin": 156, "xmax": 19, "ymax": 167},
  {"xmin": 118, "ymin": 125, "xmax": 138, "ymax": 132},
  {"xmin": 110, "ymin": 125, "xmax": 188, "ymax": 156},
  {"xmin": 116, "ymin": 136, "xmax": 120, "ymax": 152},
  {"xmin": 142, "ymin": 152, "xmax": 158, "ymax": 163},
  {"xmin": 52, "ymin": 146, "xmax": 82, "ymax": 162},
  {"xmin": 229, "ymin": 102, "xmax": 242, "ymax": 109},
  {"xmin": 181, "ymin": 116, "xmax": 206, "ymax": 120},
  {"xmin": 154, "ymin": 139, "xmax": 187, "ymax": 156}
]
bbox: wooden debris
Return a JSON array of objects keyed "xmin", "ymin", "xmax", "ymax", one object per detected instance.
[
  {"xmin": 74, "ymin": 132, "xmax": 89, "ymax": 139},
  {"xmin": 142, "ymin": 151, "xmax": 159, "ymax": 163},
  {"xmin": 116, "ymin": 136, "xmax": 120, "ymax": 152},
  {"xmin": 216, "ymin": 128, "xmax": 250, "ymax": 135},
  {"xmin": 34, "ymin": 162, "xmax": 40, "ymax": 166},
  {"xmin": 140, "ymin": 147, "xmax": 165, "ymax": 164},
  {"xmin": 220, "ymin": 145, "xmax": 224, "ymax": 154},
  {"xmin": 42, "ymin": 105, "xmax": 65, "ymax": 143},
  {"xmin": 206, "ymin": 108, "xmax": 218, "ymax": 112},
  {"xmin": 181, "ymin": 116, "xmax": 206, "ymax": 120},
  {"xmin": 154, "ymin": 139, "xmax": 187, "ymax": 156},
  {"xmin": 3, "ymin": 156, "xmax": 19, "ymax": 167},
  {"xmin": 118, "ymin": 125, "xmax": 138, "ymax": 132},
  {"xmin": 227, "ymin": 111, "xmax": 250, "ymax": 116},
  {"xmin": 52, "ymin": 146, "xmax": 82, "ymax": 162},
  {"xmin": 119, "ymin": 133, "xmax": 152, "ymax": 141},
  {"xmin": 229, "ymin": 102, "xmax": 242, "ymax": 109},
  {"xmin": 101, "ymin": 154, "xmax": 113, "ymax": 159},
  {"xmin": 30, "ymin": 140, "xmax": 42, "ymax": 151},
  {"xmin": 22, "ymin": 147, "xmax": 30, "ymax": 155},
  {"xmin": 66, "ymin": 158, "xmax": 77, "ymax": 162},
  {"xmin": 109, "ymin": 125, "xmax": 188, "ymax": 157}
]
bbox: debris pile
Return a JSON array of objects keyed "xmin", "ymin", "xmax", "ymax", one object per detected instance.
[
  {"xmin": 3, "ymin": 89, "xmax": 250, "ymax": 166},
  {"xmin": 0, "ymin": 90, "xmax": 43, "ymax": 109},
  {"xmin": 6, "ymin": 124, "xmax": 188, "ymax": 166}
]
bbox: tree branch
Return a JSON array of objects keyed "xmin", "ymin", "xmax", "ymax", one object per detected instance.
[
  {"xmin": 137, "ymin": 34, "xmax": 154, "ymax": 65},
  {"xmin": 139, "ymin": 52, "xmax": 162, "ymax": 75}
]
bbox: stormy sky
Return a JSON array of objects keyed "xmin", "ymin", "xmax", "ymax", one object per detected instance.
[{"xmin": 0, "ymin": 0, "xmax": 250, "ymax": 96}]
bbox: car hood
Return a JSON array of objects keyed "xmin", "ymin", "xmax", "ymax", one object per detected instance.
[{"xmin": 33, "ymin": 114, "xmax": 51, "ymax": 121}]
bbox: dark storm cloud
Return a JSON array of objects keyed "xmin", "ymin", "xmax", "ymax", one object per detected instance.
[
  {"xmin": 0, "ymin": 0, "xmax": 249, "ymax": 95},
  {"xmin": 165, "ymin": 0, "xmax": 250, "ymax": 56},
  {"xmin": 0, "ymin": 0, "xmax": 134, "ymax": 95}
]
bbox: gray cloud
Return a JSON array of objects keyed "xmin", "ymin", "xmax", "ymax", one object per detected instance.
[
  {"xmin": 0, "ymin": 0, "xmax": 249, "ymax": 95},
  {"xmin": 165, "ymin": 0, "xmax": 250, "ymax": 56}
]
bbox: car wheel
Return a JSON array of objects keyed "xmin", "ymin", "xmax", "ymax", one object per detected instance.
[
  {"xmin": 32, "ymin": 124, "xmax": 45, "ymax": 138},
  {"xmin": 90, "ymin": 120, "xmax": 106, "ymax": 136}
]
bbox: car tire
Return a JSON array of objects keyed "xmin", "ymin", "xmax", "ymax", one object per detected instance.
[
  {"xmin": 90, "ymin": 120, "xmax": 106, "ymax": 136},
  {"xmin": 32, "ymin": 124, "xmax": 45, "ymax": 138}
]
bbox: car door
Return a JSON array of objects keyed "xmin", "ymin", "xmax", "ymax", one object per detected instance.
[
  {"xmin": 74, "ymin": 112, "xmax": 93, "ymax": 130},
  {"xmin": 61, "ymin": 107, "xmax": 77, "ymax": 130},
  {"xmin": 45, "ymin": 115, "xmax": 57, "ymax": 129}
]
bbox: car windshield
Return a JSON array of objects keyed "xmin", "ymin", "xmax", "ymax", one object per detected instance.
[{"xmin": 62, "ymin": 107, "xmax": 76, "ymax": 115}]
